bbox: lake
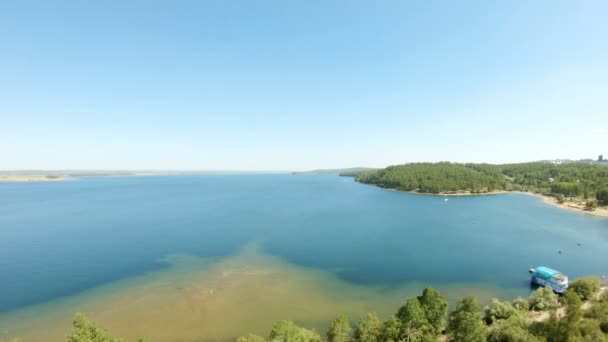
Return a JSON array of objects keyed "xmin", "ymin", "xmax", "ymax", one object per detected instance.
[{"xmin": 0, "ymin": 174, "xmax": 607, "ymax": 341}]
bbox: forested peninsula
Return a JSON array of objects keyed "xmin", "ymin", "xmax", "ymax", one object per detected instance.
[{"xmin": 351, "ymin": 162, "xmax": 608, "ymax": 213}]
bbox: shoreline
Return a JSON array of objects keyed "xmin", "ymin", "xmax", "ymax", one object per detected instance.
[
  {"xmin": 377, "ymin": 186, "xmax": 608, "ymax": 218},
  {"xmin": 382, "ymin": 187, "xmax": 509, "ymax": 197},
  {"xmin": 520, "ymin": 192, "xmax": 608, "ymax": 218},
  {"xmin": 0, "ymin": 175, "xmax": 65, "ymax": 182}
]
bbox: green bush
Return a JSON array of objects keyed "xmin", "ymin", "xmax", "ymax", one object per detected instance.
[
  {"xmin": 353, "ymin": 312, "xmax": 382, "ymax": 342},
  {"xmin": 528, "ymin": 287, "xmax": 558, "ymax": 311},
  {"xmin": 597, "ymin": 187, "xmax": 608, "ymax": 205},
  {"xmin": 586, "ymin": 199, "xmax": 598, "ymax": 210},
  {"xmin": 237, "ymin": 334, "xmax": 267, "ymax": 342},
  {"xmin": 447, "ymin": 297, "xmax": 487, "ymax": 342},
  {"xmin": 483, "ymin": 298, "xmax": 517, "ymax": 324},
  {"xmin": 66, "ymin": 313, "xmax": 123, "ymax": 342},
  {"xmin": 512, "ymin": 297, "xmax": 529, "ymax": 311},
  {"xmin": 327, "ymin": 315, "xmax": 351, "ymax": 342},
  {"xmin": 569, "ymin": 276, "xmax": 601, "ymax": 301},
  {"xmin": 269, "ymin": 320, "xmax": 321, "ymax": 342},
  {"xmin": 487, "ymin": 315, "xmax": 541, "ymax": 342}
]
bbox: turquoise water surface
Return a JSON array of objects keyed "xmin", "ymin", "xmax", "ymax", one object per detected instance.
[{"xmin": 0, "ymin": 174, "xmax": 607, "ymax": 338}]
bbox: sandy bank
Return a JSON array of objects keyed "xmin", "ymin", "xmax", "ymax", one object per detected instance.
[
  {"xmin": 520, "ymin": 192, "xmax": 608, "ymax": 218},
  {"xmin": 381, "ymin": 187, "xmax": 608, "ymax": 218},
  {"xmin": 0, "ymin": 175, "xmax": 65, "ymax": 182},
  {"xmin": 385, "ymin": 188, "xmax": 509, "ymax": 197}
]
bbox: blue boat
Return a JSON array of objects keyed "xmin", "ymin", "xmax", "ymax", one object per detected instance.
[{"xmin": 529, "ymin": 266, "xmax": 569, "ymax": 293}]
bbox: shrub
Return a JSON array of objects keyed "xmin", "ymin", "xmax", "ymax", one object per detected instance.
[
  {"xmin": 237, "ymin": 334, "xmax": 267, "ymax": 342},
  {"xmin": 569, "ymin": 276, "xmax": 601, "ymax": 301},
  {"xmin": 528, "ymin": 287, "xmax": 558, "ymax": 311},
  {"xmin": 269, "ymin": 320, "xmax": 320, "ymax": 342},
  {"xmin": 585, "ymin": 199, "xmax": 598, "ymax": 210},
  {"xmin": 512, "ymin": 297, "xmax": 529, "ymax": 311},
  {"xmin": 484, "ymin": 299, "xmax": 517, "ymax": 324}
]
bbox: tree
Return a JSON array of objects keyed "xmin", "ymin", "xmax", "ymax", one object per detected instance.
[
  {"xmin": 447, "ymin": 297, "xmax": 487, "ymax": 342},
  {"xmin": 417, "ymin": 287, "xmax": 448, "ymax": 336},
  {"xmin": 597, "ymin": 187, "xmax": 608, "ymax": 205},
  {"xmin": 380, "ymin": 316, "xmax": 402, "ymax": 342},
  {"xmin": 576, "ymin": 318, "xmax": 607, "ymax": 341},
  {"xmin": 568, "ymin": 276, "xmax": 601, "ymax": 301},
  {"xmin": 327, "ymin": 315, "xmax": 351, "ymax": 342},
  {"xmin": 585, "ymin": 199, "xmax": 598, "ymax": 210},
  {"xmin": 269, "ymin": 320, "xmax": 320, "ymax": 342},
  {"xmin": 237, "ymin": 334, "xmax": 267, "ymax": 342},
  {"xmin": 562, "ymin": 290, "xmax": 583, "ymax": 333},
  {"xmin": 585, "ymin": 299, "xmax": 608, "ymax": 334},
  {"xmin": 528, "ymin": 287, "xmax": 558, "ymax": 311},
  {"xmin": 487, "ymin": 314, "xmax": 541, "ymax": 342},
  {"xmin": 483, "ymin": 299, "xmax": 517, "ymax": 324},
  {"xmin": 396, "ymin": 298, "xmax": 431, "ymax": 340},
  {"xmin": 547, "ymin": 290, "xmax": 583, "ymax": 342},
  {"xmin": 353, "ymin": 312, "xmax": 382, "ymax": 342},
  {"xmin": 66, "ymin": 313, "xmax": 123, "ymax": 342}
]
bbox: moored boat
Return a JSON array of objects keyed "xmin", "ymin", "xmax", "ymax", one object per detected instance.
[{"xmin": 529, "ymin": 266, "xmax": 569, "ymax": 293}]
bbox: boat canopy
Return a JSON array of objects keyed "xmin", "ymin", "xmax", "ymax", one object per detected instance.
[{"xmin": 533, "ymin": 266, "xmax": 563, "ymax": 280}]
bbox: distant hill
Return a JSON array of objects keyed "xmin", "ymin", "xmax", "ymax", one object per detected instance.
[
  {"xmin": 292, "ymin": 167, "xmax": 377, "ymax": 177},
  {"xmin": 355, "ymin": 162, "xmax": 608, "ymax": 202}
]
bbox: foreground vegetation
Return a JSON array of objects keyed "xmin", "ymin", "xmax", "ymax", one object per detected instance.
[
  {"xmin": 7, "ymin": 277, "xmax": 605, "ymax": 342},
  {"xmin": 354, "ymin": 162, "xmax": 608, "ymax": 205},
  {"xmin": 236, "ymin": 279, "xmax": 608, "ymax": 342}
]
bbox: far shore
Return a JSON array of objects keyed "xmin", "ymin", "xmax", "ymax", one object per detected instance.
[
  {"xmin": 0, "ymin": 175, "xmax": 65, "ymax": 182},
  {"xmin": 381, "ymin": 187, "xmax": 608, "ymax": 218}
]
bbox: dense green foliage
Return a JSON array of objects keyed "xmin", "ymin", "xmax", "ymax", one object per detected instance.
[
  {"xmin": 483, "ymin": 299, "xmax": 517, "ymax": 325},
  {"xmin": 569, "ymin": 276, "xmax": 601, "ymax": 301},
  {"xmin": 327, "ymin": 316, "xmax": 352, "ymax": 342},
  {"xmin": 269, "ymin": 320, "xmax": 321, "ymax": 342},
  {"xmin": 237, "ymin": 334, "xmax": 268, "ymax": 342},
  {"xmin": 528, "ymin": 287, "xmax": 559, "ymax": 311},
  {"xmin": 353, "ymin": 313, "xmax": 382, "ymax": 342},
  {"xmin": 416, "ymin": 287, "xmax": 449, "ymax": 335},
  {"xmin": 597, "ymin": 188, "xmax": 608, "ymax": 205},
  {"xmin": 356, "ymin": 163, "xmax": 506, "ymax": 194},
  {"xmin": 356, "ymin": 162, "xmax": 608, "ymax": 201},
  {"xmin": 447, "ymin": 297, "xmax": 487, "ymax": 342},
  {"xmin": 66, "ymin": 313, "xmax": 124, "ymax": 342}
]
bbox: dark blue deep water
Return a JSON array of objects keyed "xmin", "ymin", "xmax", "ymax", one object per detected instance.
[{"xmin": 1, "ymin": 174, "xmax": 607, "ymax": 313}]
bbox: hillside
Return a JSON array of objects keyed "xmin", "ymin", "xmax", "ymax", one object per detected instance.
[{"xmin": 355, "ymin": 162, "xmax": 608, "ymax": 204}]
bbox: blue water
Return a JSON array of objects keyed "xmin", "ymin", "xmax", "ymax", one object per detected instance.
[{"xmin": 1, "ymin": 174, "xmax": 607, "ymax": 313}]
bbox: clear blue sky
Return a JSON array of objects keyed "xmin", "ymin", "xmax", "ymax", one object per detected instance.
[{"xmin": 1, "ymin": 1, "xmax": 607, "ymax": 170}]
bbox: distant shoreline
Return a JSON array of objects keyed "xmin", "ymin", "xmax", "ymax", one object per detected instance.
[
  {"xmin": 379, "ymin": 187, "xmax": 608, "ymax": 218},
  {"xmin": 0, "ymin": 175, "xmax": 65, "ymax": 182},
  {"xmin": 3, "ymin": 174, "xmax": 607, "ymax": 218},
  {"xmin": 388, "ymin": 189, "xmax": 510, "ymax": 197}
]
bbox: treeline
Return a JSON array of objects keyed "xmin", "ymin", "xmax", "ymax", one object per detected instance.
[
  {"xmin": 355, "ymin": 162, "xmax": 608, "ymax": 204},
  {"xmin": 355, "ymin": 163, "xmax": 507, "ymax": 194},
  {"xmin": 16, "ymin": 277, "xmax": 606, "ymax": 342}
]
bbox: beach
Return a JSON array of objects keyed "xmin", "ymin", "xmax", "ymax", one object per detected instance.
[
  {"xmin": 383, "ymin": 187, "xmax": 608, "ymax": 218},
  {"xmin": 523, "ymin": 192, "xmax": 608, "ymax": 218},
  {"xmin": 0, "ymin": 175, "xmax": 64, "ymax": 182}
]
